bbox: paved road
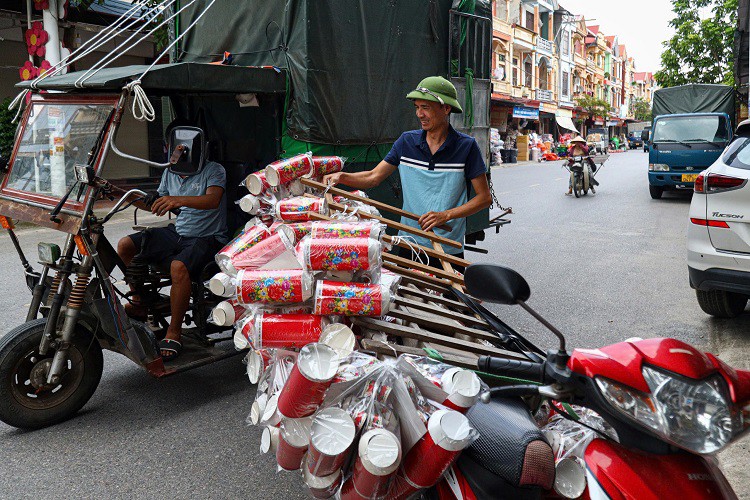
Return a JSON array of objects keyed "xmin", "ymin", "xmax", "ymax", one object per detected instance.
[{"xmin": 0, "ymin": 150, "xmax": 747, "ymax": 497}]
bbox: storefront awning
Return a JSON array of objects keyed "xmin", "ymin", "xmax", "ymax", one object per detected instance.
[{"xmin": 556, "ymin": 115, "xmax": 579, "ymax": 133}]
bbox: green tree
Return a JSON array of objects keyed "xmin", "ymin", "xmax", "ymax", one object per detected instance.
[
  {"xmin": 654, "ymin": 0, "xmax": 737, "ymax": 88},
  {"xmin": 574, "ymin": 95, "xmax": 612, "ymax": 118},
  {"xmin": 630, "ymin": 97, "xmax": 652, "ymax": 122}
]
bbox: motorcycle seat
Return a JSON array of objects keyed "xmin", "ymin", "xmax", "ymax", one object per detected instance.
[{"xmin": 461, "ymin": 397, "xmax": 555, "ymax": 492}]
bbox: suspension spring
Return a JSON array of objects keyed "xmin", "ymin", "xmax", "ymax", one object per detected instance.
[
  {"xmin": 67, "ymin": 272, "xmax": 91, "ymax": 311},
  {"xmin": 47, "ymin": 271, "xmax": 62, "ymax": 303}
]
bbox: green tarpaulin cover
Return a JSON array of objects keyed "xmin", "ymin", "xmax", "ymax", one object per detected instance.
[
  {"xmin": 176, "ymin": 0, "xmax": 489, "ymax": 146},
  {"xmin": 652, "ymin": 84, "xmax": 736, "ymax": 125}
]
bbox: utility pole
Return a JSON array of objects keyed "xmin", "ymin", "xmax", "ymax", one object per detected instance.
[{"xmin": 42, "ymin": 0, "xmax": 61, "ymax": 66}]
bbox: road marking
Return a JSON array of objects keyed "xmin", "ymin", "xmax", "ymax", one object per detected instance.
[
  {"xmin": 554, "ymin": 177, "xmax": 564, "ymax": 181},
  {"xmin": 529, "ymin": 184, "xmax": 540, "ymax": 187}
]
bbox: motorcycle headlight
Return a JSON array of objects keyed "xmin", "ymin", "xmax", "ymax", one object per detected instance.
[
  {"xmin": 648, "ymin": 164, "xmax": 670, "ymax": 171},
  {"xmin": 596, "ymin": 366, "xmax": 748, "ymax": 454}
]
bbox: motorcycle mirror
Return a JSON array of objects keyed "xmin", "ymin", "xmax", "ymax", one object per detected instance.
[
  {"xmin": 465, "ymin": 264, "xmax": 568, "ymax": 364},
  {"xmin": 464, "ymin": 264, "xmax": 530, "ymax": 305}
]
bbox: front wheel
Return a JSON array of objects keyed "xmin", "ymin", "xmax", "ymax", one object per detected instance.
[
  {"xmin": 696, "ymin": 290, "xmax": 748, "ymax": 318},
  {"xmin": 649, "ymin": 185, "xmax": 664, "ymax": 199},
  {"xmin": 0, "ymin": 318, "xmax": 103, "ymax": 429},
  {"xmin": 573, "ymin": 173, "xmax": 583, "ymax": 198}
]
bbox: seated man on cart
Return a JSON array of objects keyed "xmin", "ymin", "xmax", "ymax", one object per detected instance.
[{"xmin": 117, "ymin": 126, "xmax": 228, "ymax": 361}]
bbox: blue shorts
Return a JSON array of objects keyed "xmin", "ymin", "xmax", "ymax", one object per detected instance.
[{"xmin": 128, "ymin": 225, "xmax": 222, "ymax": 280}]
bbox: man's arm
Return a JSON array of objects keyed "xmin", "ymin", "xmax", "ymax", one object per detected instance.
[
  {"xmin": 150, "ymin": 186, "xmax": 224, "ymax": 216},
  {"xmin": 323, "ymin": 160, "xmax": 398, "ymax": 189},
  {"xmin": 419, "ymin": 175, "xmax": 492, "ymax": 232}
]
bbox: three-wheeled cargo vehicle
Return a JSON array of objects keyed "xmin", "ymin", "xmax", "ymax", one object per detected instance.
[{"xmin": 0, "ymin": 0, "xmax": 496, "ymax": 428}]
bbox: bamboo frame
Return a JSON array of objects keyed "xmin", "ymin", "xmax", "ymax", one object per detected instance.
[{"xmin": 360, "ymin": 339, "xmax": 479, "ymax": 369}]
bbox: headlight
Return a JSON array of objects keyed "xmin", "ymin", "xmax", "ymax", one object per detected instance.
[
  {"xmin": 648, "ymin": 164, "xmax": 670, "ymax": 171},
  {"xmin": 37, "ymin": 242, "xmax": 61, "ymax": 264},
  {"xmin": 596, "ymin": 366, "xmax": 747, "ymax": 454}
]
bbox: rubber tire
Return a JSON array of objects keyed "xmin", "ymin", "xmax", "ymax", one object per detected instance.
[
  {"xmin": 0, "ymin": 318, "xmax": 103, "ymax": 429},
  {"xmin": 649, "ymin": 185, "xmax": 664, "ymax": 199},
  {"xmin": 573, "ymin": 174, "xmax": 582, "ymax": 198},
  {"xmin": 696, "ymin": 290, "xmax": 748, "ymax": 319}
]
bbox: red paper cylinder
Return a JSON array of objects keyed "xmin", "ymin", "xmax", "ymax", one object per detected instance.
[
  {"xmin": 265, "ymin": 153, "xmax": 313, "ymax": 186},
  {"xmin": 310, "ymin": 221, "xmax": 382, "ymax": 240},
  {"xmin": 440, "ymin": 369, "xmax": 481, "ymax": 413},
  {"xmin": 307, "ymin": 407, "xmax": 356, "ymax": 477},
  {"xmin": 302, "ymin": 237, "xmax": 379, "ymax": 272},
  {"xmin": 303, "ymin": 460, "xmax": 342, "ymax": 499},
  {"xmin": 276, "ymin": 196, "xmax": 327, "ymax": 222},
  {"xmin": 345, "ymin": 428, "xmax": 401, "ymax": 500},
  {"xmin": 311, "ymin": 156, "xmax": 345, "ymax": 177},
  {"xmin": 313, "ymin": 281, "xmax": 390, "ymax": 316},
  {"xmin": 400, "ymin": 410, "xmax": 473, "ymax": 489},
  {"xmin": 241, "ymin": 314, "xmax": 327, "ymax": 350},
  {"xmin": 237, "ymin": 269, "xmax": 312, "ymax": 304},
  {"xmin": 277, "ymin": 343, "xmax": 339, "ymax": 418},
  {"xmin": 212, "ymin": 299, "xmax": 247, "ymax": 326},
  {"xmin": 244, "ymin": 171, "xmax": 270, "ymax": 195},
  {"xmin": 276, "ymin": 416, "xmax": 312, "ymax": 471},
  {"xmin": 277, "ymin": 222, "xmax": 312, "ymax": 244},
  {"xmin": 216, "ymin": 225, "xmax": 276, "ymax": 274}
]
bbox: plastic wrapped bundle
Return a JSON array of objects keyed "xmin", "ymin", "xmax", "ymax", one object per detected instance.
[
  {"xmin": 244, "ymin": 171, "xmax": 270, "ymax": 195},
  {"xmin": 310, "ymin": 220, "xmax": 383, "ymax": 241},
  {"xmin": 216, "ymin": 225, "xmax": 294, "ymax": 275},
  {"xmin": 277, "ymin": 415, "xmax": 314, "ymax": 470},
  {"xmin": 208, "ymin": 272, "xmax": 235, "ymax": 297},
  {"xmin": 309, "ymin": 156, "xmax": 345, "ymax": 178},
  {"xmin": 211, "ymin": 298, "xmax": 249, "ymax": 326},
  {"xmin": 276, "ymin": 196, "xmax": 328, "ymax": 222},
  {"xmin": 236, "ymin": 269, "xmax": 313, "ymax": 305},
  {"xmin": 265, "ymin": 153, "xmax": 313, "ymax": 187},
  {"xmin": 378, "ymin": 269, "xmax": 402, "ymax": 295},
  {"xmin": 303, "ymin": 456, "xmax": 343, "ymax": 499},
  {"xmin": 298, "ymin": 237, "xmax": 381, "ymax": 275},
  {"xmin": 390, "ymin": 409, "xmax": 478, "ymax": 498},
  {"xmin": 313, "ymin": 281, "xmax": 392, "ymax": 316},
  {"xmin": 307, "ymin": 407, "xmax": 357, "ymax": 476},
  {"xmin": 277, "ymin": 343, "xmax": 340, "ymax": 418},
  {"xmin": 239, "ymin": 193, "xmax": 275, "ymax": 215},
  {"xmin": 276, "ymin": 222, "xmax": 313, "ymax": 246},
  {"xmin": 340, "ymin": 428, "xmax": 402, "ymax": 500},
  {"xmin": 235, "ymin": 313, "xmax": 329, "ymax": 350}
]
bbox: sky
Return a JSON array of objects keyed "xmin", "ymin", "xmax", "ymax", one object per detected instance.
[{"xmin": 559, "ymin": 0, "xmax": 676, "ymax": 74}]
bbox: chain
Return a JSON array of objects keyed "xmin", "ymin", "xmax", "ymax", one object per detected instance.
[{"xmin": 488, "ymin": 174, "xmax": 512, "ymax": 214}]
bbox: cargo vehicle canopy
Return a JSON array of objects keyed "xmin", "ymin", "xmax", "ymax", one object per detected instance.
[
  {"xmin": 17, "ymin": 63, "xmax": 288, "ymax": 94},
  {"xmin": 175, "ymin": 0, "xmax": 491, "ymax": 146},
  {"xmin": 652, "ymin": 84, "xmax": 736, "ymax": 123}
]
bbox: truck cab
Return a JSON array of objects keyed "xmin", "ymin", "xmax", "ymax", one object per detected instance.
[{"xmin": 648, "ymin": 112, "xmax": 732, "ymax": 199}]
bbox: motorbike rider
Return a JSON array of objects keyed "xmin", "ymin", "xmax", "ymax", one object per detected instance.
[
  {"xmin": 116, "ymin": 124, "xmax": 228, "ymax": 361},
  {"xmin": 566, "ymin": 136, "xmax": 599, "ymax": 195}
]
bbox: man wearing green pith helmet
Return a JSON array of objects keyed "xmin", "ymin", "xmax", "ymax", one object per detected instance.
[{"xmin": 324, "ymin": 76, "xmax": 491, "ymax": 269}]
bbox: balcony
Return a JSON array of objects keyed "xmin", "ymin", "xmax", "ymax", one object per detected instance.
[
  {"xmin": 513, "ymin": 25, "xmax": 535, "ymax": 46},
  {"xmin": 492, "ymin": 77, "xmax": 511, "ymax": 96},
  {"xmin": 536, "ymin": 88, "xmax": 554, "ymax": 102},
  {"xmin": 587, "ymin": 60, "xmax": 596, "ymax": 72},
  {"xmin": 536, "ymin": 37, "xmax": 554, "ymax": 54}
]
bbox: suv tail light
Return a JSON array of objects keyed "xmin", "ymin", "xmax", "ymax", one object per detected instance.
[{"xmin": 695, "ymin": 173, "xmax": 747, "ymax": 193}]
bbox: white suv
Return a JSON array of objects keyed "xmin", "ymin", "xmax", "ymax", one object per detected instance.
[{"xmin": 688, "ymin": 123, "xmax": 750, "ymax": 318}]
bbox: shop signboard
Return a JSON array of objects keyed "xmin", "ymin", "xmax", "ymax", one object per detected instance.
[{"xmin": 513, "ymin": 106, "xmax": 540, "ymax": 119}]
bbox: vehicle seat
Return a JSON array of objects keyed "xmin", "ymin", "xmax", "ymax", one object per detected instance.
[{"xmin": 458, "ymin": 397, "xmax": 555, "ymax": 497}]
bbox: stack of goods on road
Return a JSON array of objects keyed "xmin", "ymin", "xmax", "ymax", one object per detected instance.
[
  {"xmin": 206, "ymin": 152, "xmax": 493, "ymax": 498},
  {"xmin": 249, "ymin": 347, "xmax": 484, "ymax": 499}
]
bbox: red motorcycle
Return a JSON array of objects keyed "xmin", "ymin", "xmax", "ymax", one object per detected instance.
[{"xmin": 436, "ymin": 264, "xmax": 749, "ymax": 500}]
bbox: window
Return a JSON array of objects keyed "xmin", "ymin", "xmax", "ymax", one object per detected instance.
[
  {"xmin": 653, "ymin": 116, "xmax": 730, "ymax": 143},
  {"xmin": 562, "ymin": 71, "xmax": 569, "ymax": 96},
  {"xmin": 562, "ymin": 35, "xmax": 570, "ymax": 56},
  {"xmin": 526, "ymin": 10, "xmax": 535, "ymax": 31},
  {"xmin": 524, "ymin": 57, "xmax": 532, "ymax": 88},
  {"xmin": 574, "ymin": 40, "xmax": 582, "ymax": 57},
  {"xmin": 513, "ymin": 57, "xmax": 519, "ymax": 86}
]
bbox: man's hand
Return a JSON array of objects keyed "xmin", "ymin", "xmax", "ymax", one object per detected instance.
[
  {"xmin": 151, "ymin": 196, "xmax": 182, "ymax": 216},
  {"xmin": 419, "ymin": 210, "xmax": 451, "ymax": 232},
  {"xmin": 323, "ymin": 172, "xmax": 345, "ymax": 187}
]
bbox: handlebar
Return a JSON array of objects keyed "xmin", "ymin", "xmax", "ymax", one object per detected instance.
[
  {"xmin": 101, "ymin": 188, "xmax": 180, "ymax": 223},
  {"xmin": 478, "ymin": 356, "xmax": 545, "ymax": 383}
]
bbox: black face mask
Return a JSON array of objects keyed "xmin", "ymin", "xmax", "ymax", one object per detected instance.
[{"xmin": 167, "ymin": 126, "xmax": 206, "ymax": 176}]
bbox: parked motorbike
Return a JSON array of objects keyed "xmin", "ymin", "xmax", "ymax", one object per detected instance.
[{"xmin": 437, "ymin": 264, "xmax": 748, "ymax": 499}]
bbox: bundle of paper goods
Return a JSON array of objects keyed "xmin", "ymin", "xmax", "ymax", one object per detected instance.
[{"xmin": 206, "ymin": 153, "xmax": 517, "ymax": 498}]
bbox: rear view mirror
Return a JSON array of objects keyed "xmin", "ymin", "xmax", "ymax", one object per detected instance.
[
  {"xmin": 464, "ymin": 264, "xmax": 531, "ymax": 305},
  {"xmin": 167, "ymin": 126, "xmax": 205, "ymax": 176}
]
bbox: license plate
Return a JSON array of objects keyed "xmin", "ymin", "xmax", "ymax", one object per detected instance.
[{"xmin": 682, "ymin": 174, "xmax": 699, "ymax": 182}]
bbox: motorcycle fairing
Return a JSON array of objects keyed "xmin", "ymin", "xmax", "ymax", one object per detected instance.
[
  {"xmin": 584, "ymin": 439, "xmax": 737, "ymax": 500},
  {"xmin": 568, "ymin": 337, "xmax": 750, "ymax": 404}
]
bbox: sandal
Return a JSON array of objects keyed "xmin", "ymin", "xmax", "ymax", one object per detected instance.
[{"xmin": 159, "ymin": 339, "xmax": 182, "ymax": 361}]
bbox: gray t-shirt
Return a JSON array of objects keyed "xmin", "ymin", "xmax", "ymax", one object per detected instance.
[{"xmin": 157, "ymin": 161, "xmax": 228, "ymax": 242}]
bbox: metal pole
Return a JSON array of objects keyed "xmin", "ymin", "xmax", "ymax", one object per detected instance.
[{"xmin": 42, "ymin": 0, "xmax": 61, "ymax": 66}]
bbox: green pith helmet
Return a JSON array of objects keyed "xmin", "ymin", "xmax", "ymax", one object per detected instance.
[{"xmin": 406, "ymin": 76, "xmax": 463, "ymax": 114}]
